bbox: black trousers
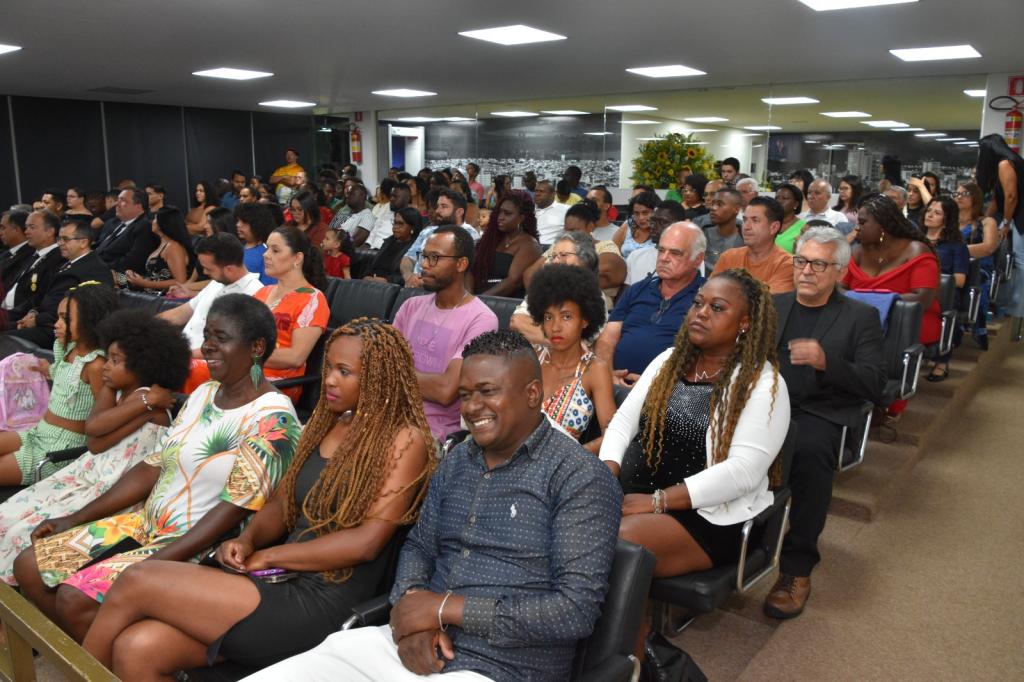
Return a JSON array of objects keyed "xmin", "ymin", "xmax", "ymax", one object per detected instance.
[{"xmin": 780, "ymin": 410, "xmax": 844, "ymax": 577}]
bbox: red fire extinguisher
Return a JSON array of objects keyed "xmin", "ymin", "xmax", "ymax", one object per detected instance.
[
  {"xmin": 1006, "ymin": 106, "xmax": 1022, "ymax": 153},
  {"xmin": 350, "ymin": 125, "xmax": 363, "ymax": 164}
]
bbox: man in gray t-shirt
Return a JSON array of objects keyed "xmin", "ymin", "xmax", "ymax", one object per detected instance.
[{"xmin": 704, "ymin": 189, "xmax": 743, "ymax": 271}]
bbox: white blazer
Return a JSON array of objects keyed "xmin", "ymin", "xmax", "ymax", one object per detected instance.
[{"xmin": 600, "ymin": 347, "xmax": 790, "ymax": 526}]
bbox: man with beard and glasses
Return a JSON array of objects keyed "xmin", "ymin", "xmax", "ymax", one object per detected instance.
[
  {"xmin": 400, "ymin": 189, "xmax": 481, "ymax": 288},
  {"xmin": 391, "ymin": 225, "xmax": 498, "ymax": 441}
]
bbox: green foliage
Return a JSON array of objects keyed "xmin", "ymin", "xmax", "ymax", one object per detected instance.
[{"xmin": 631, "ymin": 133, "xmax": 718, "ymax": 189}]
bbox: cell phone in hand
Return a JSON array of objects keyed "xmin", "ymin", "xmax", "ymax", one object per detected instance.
[{"xmin": 249, "ymin": 567, "xmax": 297, "ymax": 583}]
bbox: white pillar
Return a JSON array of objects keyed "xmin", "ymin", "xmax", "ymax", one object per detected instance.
[
  {"xmin": 980, "ymin": 72, "xmax": 1024, "ymax": 139},
  {"xmin": 353, "ymin": 110, "xmax": 379, "ymax": 190}
]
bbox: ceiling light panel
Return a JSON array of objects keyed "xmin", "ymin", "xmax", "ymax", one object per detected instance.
[
  {"xmin": 744, "ymin": 125, "xmax": 782, "ymax": 131},
  {"xmin": 898, "ymin": 127, "xmax": 926, "ymax": 132},
  {"xmin": 864, "ymin": 120, "xmax": 909, "ymax": 127},
  {"xmin": 606, "ymin": 104, "xmax": 657, "ymax": 112},
  {"xmin": 193, "ymin": 67, "xmax": 273, "ymax": 80},
  {"xmin": 914, "ymin": 133, "xmax": 945, "ymax": 137},
  {"xmin": 372, "ymin": 88, "xmax": 437, "ymax": 97},
  {"xmin": 540, "ymin": 110, "xmax": 589, "ymax": 115},
  {"xmin": 762, "ymin": 97, "xmax": 819, "ymax": 105},
  {"xmin": 626, "ymin": 64, "xmax": 706, "ymax": 78},
  {"xmin": 258, "ymin": 100, "xmax": 315, "ymax": 108},
  {"xmin": 954, "ymin": 140, "xmax": 978, "ymax": 145},
  {"xmin": 490, "ymin": 111, "xmax": 538, "ymax": 117},
  {"xmin": 685, "ymin": 116, "xmax": 728, "ymax": 122},
  {"xmin": 619, "ymin": 120, "xmax": 660, "ymax": 125},
  {"xmin": 0, "ymin": 44, "xmax": 22, "ymax": 56},
  {"xmin": 889, "ymin": 45, "xmax": 981, "ymax": 61},
  {"xmin": 936, "ymin": 137, "xmax": 966, "ymax": 142},
  {"xmin": 584, "ymin": 132, "xmax": 613, "ymax": 136},
  {"xmin": 963, "ymin": 89, "xmax": 986, "ymax": 97},
  {"xmin": 821, "ymin": 111, "xmax": 871, "ymax": 118},
  {"xmin": 685, "ymin": 129, "xmax": 718, "ymax": 133},
  {"xmin": 458, "ymin": 25, "xmax": 566, "ymax": 46},
  {"xmin": 799, "ymin": 0, "xmax": 917, "ymax": 10}
]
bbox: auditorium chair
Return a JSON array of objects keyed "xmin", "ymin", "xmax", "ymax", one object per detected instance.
[
  {"xmin": 928, "ymin": 275, "xmax": 958, "ymax": 358},
  {"xmin": 339, "ymin": 539, "xmax": 656, "ymax": 682},
  {"xmin": 348, "ymin": 248, "xmax": 379, "ymax": 280},
  {"xmin": 879, "ymin": 300, "xmax": 924, "ymax": 403},
  {"xmin": 327, "ymin": 279, "xmax": 400, "ymax": 327},
  {"xmin": 836, "ymin": 400, "xmax": 874, "ymax": 473},
  {"xmin": 387, "ymin": 286, "xmax": 431, "ymax": 321},
  {"xmin": 646, "ymin": 424, "xmax": 795, "ymax": 630},
  {"xmin": 959, "ymin": 260, "xmax": 983, "ymax": 327},
  {"xmin": 271, "ymin": 328, "xmax": 331, "ymax": 422},
  {"xmin": 323, "ymin": 275, "xmax": 343, "ymax": 303},
  {"xmin": 477, "ymin": 294, "xmax": 522, "ymax": 331}
]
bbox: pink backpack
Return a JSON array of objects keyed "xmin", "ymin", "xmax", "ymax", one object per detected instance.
[{"xmin": 0, "ymin": 353, "xmax": 51, "ymax": 431}]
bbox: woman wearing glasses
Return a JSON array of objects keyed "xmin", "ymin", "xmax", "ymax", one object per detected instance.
[{"xmin": 954, "ymin": 181, "xmax": 999, "ymax": 349}]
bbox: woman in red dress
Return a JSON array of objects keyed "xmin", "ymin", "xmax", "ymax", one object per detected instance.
[{"xmin": 843, "ymin": 195, "xmax": 939, "ymax": 416}]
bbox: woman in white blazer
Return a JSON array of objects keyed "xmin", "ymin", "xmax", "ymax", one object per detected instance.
[{"xmin": 600, "ymin": 268, "xmax": 790, "ymax": 577}]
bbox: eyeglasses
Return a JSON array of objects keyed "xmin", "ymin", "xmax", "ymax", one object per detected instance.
[
  {"xmin": 550, "ymin": 250, "xmax": 578, "ymax": 262},
  {"xmin": 58, "ymin": 236, "xmax": 88, "ymax": 243},
  {"xmin": 792, "ymin": 256, "xmax": 838, "ymax": 273},
  {"xmin": 951, "ymin": 191, "xmax": 971, "ymax": 198},
  {"xmin": 420, "ymin": 252, "xmax": 461, "ymax": 267},
  {"xmin": 650, "ymin": 298, "xmax": 672, "ymax": 324}
]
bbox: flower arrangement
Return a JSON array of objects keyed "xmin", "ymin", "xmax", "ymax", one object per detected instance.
[{"xmin": 631, "ymin": 133, "xmax": 718, "ymax": 189}]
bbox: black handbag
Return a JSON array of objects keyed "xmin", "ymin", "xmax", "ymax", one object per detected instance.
[{"xmin": 640, "ymin": 630, "xmax": 707, "ymax": 682}]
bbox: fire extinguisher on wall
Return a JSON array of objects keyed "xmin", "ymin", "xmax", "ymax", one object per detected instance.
[
  {"xmin": 1005, "ymin": 106, "xmax": 1022, "ymax": 154},
  {"xmin": 350, "ymin": 125, "xmax": 363, "ymax": 164}
]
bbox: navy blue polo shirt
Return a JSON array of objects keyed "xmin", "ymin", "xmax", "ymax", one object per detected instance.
[{"xmin": 609, "ymin": 274, "xmax": 704, "ymax": 374}]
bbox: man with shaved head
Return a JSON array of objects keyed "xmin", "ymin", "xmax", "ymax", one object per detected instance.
[
  {"xmin": 703, "ymin": 188, "xmax": 744, "ymax": 271},
  {"xmin": 799, "ymin": 179, "xmax": 846, "ymax": 227},
  {"xmin": 249, "ymin": 330, "xmax": 622, "ymax": 682}
]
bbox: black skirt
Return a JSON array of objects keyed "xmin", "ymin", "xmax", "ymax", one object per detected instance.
[{"xmin": 665, "ymin": 508, "xmax": 756, "ymax": 568}]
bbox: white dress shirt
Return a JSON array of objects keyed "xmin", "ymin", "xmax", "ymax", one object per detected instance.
[{"xmin": 535, "ymin": 203, "xmax": 570, "ymax": 244}]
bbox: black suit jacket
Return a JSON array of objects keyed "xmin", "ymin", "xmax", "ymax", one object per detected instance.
[
  {"xmin": 0, "ymin": 243, "xmax": 36, "ymax": 294},
  {"xmin": 774, "ymin": 289, "xmax": 886, "ymax": 428},
  {"xmin": 34, "ymin": 251, "xmax": 114, "ymax": 329},
  {"xmin": 95, "ymin": 215, "xmax": 158, "ymax": 274},
  {"xmin": 7, "ymin": 247, "xmax": 65, "ymax": 322}
]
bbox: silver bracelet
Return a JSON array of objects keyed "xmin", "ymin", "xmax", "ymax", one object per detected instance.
[
  {"xmin": 139, "ymin": 388, "xmax": 154, "ymax": 412},
  {"xmin": 438, "ymin": 590, "xmax": 453, "ymax": 632}
]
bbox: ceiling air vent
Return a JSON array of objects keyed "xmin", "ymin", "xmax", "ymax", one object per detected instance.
[{"xmin": 87, "ymin": 86, "xmax": 155, "ymax": 95}]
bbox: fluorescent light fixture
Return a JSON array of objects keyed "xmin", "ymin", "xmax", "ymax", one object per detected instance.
[
  {"xmin": 685, "ymin": 129, "xmax": 718, "ymax": 133},
  {"xmin": 753, "ymin": 144, "xmax": 764, "ymax": 148},
  {"xmin": 193, "ymin": 67, "xmax": 273, "ymax": 80},
  {"xmin": 626, "ymin": 64, "xmax": 706, "ymax": 78},
  {"xmin": 803, "ymin": 139, "xmax": 818, "ymax": 143},
  {"xmin": 955, "ymin": 140, "xmax": 978, "ymax": 145},
  {"xmin": 936, "ymin": 137, "xmax": 966, "ymax": 142},
  {"xmin": 897, "ymin": 127, "xmax": 926, "ymax": 132},
  {"xmin": 584, "ymin": 132, "xmax": 613, "ymax": 136},
  {"xmin": 317, "ymin": 127, "xmax": 332, "ymax": 133},
  {"xmin": 372, "ymin": 88, "xmax": 437, "ymax": 97},
  {"xmin": 606, "ymin": 104, "xmax": 657, "ymax": 112},
  {"xmin": 685, "ymin": 116, "xmax": 728, "ymax": 123},
  {"xmin": 914, "ymin": 132, "xmax": 945, "ymax": 137},
  {"xmin": 490, "ymin": 111, "xmax": 538, "ymax": 117},
  {"xmin": 258, "ymin": 99, "xmax": 315, "ymax": 108},
  {"xmin": 458, "ymin": 25, "xmax": 565, "ymax": 46},
  {"xmin": 964, "ymin": 89, "xmax": 986, "ymax": 97},
  {"xmin": 394, "ymin": 117, "xmax": 439, "ymax": 123},
  {"xmin": 739, "ymin": 133, "xmax": 763, "ymax": 137},
  {"xmin": 889, "ymin": 44, "xmax": 981, "ymax": 62},
  {"xmin": 799, "ymin": 0, "xmax": 917, "ymax": 10},
  {"xmin": 864, "ymin": 120, "xmax": 909, "ymax": 127},
  {"xmin": 0, "ymin": 44, "xmax": 22, "ymax": 56},
  {"xmin": 619, "ymin": 120, "xmax": 660, "ymax": 125},
  {"xmin": 541, "ymin": 110, "xmax": 589, "ymax": 115},
  {"xmin": 744, "ymin": 125, "xmax": 782, "ymax": 131},
  {"xmin": 821, "ymin": 111, "xmax": 871, "ymax": 118},
  {"xmin": 441, "ymin": 117, "xmax": 474, "ymax": 122},
  {"xmin": 762, "ymin": 97, "xmax": 819, "ymax": 105},
  {"xmin": 636, "ymin": 137, "xmax": 663, "ymax": 142}
]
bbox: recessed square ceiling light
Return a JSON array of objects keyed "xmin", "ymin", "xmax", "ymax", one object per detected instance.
[
  {"xmin": 685, "ymin": 128, "xmax": 718, "ymax": 133},
  {"xmin": 685, "ymin": 116, "xmax": 728, "ymax": 123},
  {"xmin": 458, "ymin": 25, "xmax": 566, "ymax": 46},
  {"xmin": 744, "ymin": 125, "xmax": 782, "ymax": 131},
  {"xmin": 541, "ymin": 110, "xmax": 589, "ymax": 116},
  {"xmin": 606, "ymin": 104, "xmax": 657, "ymax": 112},
  {"xmin": 0, "ymin": 44, "xmax": 22, "ymax": 56},
  {"xmin": 864, "ymin": 120, "xmax": 909, "ymax": 127},
  {"xmin": 194, "ymin": 67, "xmax": 273, "ymax": 80},
  {"xmin": 490, "ymin": 111, "xmax": 538, "ymax": 117},
  {"xmin": 889, "ymin": 44, "xmax": 981, "ymax": 62},
  {"xmin": 799, "ymin": 0, "xmax": 916, "ymax": 10},
  {"xmin": 372, "ymin": 88, "xmax": 437, "ymax": 97},
  {"xmin": 963, "ymin": 89, "xmax": 986, "ymax": 97},
  {"xmin": 915, "ymin": 133, "xmax": 945, "ymax": 137},
  {"xmin": 626, "ymin": 64, "xmax": 706, "ymax": 78},
  {"xmin": 762, "ymin": 97, "xmax": 819, "ymax": 105},
  {"xmin": 584, "ymin": 132, "xmax": 614, "ymax": 136},
  {"xmin": 821, "ymin": 111, "xmax": 871, "ymax": 118},
  {"xmin": 936, "ymin": 137, "xmax": 966, "ymax": 142},
  {"xmin": 259, "ymin": 99, "xmax": 315, "ymax": 108},
  {"xmin": 620, "ymin": 120, "xmax": 660, "ymax": 125}
]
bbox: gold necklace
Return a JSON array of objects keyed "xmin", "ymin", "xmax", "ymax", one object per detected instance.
[{"xmin": 694, "ymin": 356, "xmax": 723, "ymax": 382}]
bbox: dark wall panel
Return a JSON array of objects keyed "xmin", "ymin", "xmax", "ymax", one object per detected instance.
[
  {"xmin": 105, "ymin": 102, "xmax": 188, "ymax": 208},
  {"xmin": 183, "ymin": 107, "xmax": 251, "ymax": 190},
  {"xmin": 12, "ymin": 96, "xmax": 106, "ymax": 201},
  {"xmin": 0, "ymin": 99, "xmax": 16, "ymax": 209},
  {"xmin": 252, "ymin": 112, "xmax": 313, "ymax": 183}
]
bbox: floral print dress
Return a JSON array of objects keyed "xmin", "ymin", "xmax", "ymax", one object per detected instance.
[{"xmin": 31, "ymin": 382, "xmax": 300, "ymax": 602}]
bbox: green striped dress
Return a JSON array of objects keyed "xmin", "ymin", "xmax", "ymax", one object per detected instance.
[{"xmin": 13, "ymin": 339, "xmax": 105, "ymax": 484}]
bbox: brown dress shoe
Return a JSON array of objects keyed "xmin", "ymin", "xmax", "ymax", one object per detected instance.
[{"xmin": 763, "ymin": 573, "xmax": 811, "ymax": 619}]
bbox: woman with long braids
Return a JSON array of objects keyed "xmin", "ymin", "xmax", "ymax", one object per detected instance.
[
  {"xmin": 471, "ymin": 189, "xmax": 542, "ymax": 297},
  {"xmin": 600, "ymin": 268, "xmax": 790, "ymax": 580},
  {"xmin": 80, "ymin": 319, "xmax": 434, "ymax": 678}
]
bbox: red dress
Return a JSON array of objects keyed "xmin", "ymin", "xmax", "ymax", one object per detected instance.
[{"xmin": 843, "ymin": 252, "xmax": 941, "ymax": 344}]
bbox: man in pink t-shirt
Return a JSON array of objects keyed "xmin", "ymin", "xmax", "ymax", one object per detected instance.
[
  {"xmin": 392, "ymin": 226, "xmax": 498, "ymax": 440},
  {"xmin": 466, "ymin": 163, "xmax": 486, "ymax": 207}
]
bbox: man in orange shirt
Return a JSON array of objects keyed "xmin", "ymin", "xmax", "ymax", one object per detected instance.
[{"xmin": 713, "ymin": 196, "xmax": 794, "ymax": 293}]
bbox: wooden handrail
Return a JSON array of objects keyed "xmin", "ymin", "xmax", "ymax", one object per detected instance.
[{"xmin": 0, "ymin": 583, "xmax": 116, "ymax": 681}]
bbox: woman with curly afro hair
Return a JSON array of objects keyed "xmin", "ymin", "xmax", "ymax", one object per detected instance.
[
  {"xmin": 0, "ymin": 310, "xmax": 191, "ymax": 584},
  {"xmin": 526, "ymin": 264, "xmax": 615, "ymax": 453},
  {"xmin": 472, "ymin": 189, "xmax": 542, "ymax": 297}
]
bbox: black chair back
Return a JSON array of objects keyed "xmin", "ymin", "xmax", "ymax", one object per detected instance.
[
  {"xmin": 881, "ymin": 300, "xmax": 921, "ymax": 378},
  {"xmin": 328, "ymin": 279, "xmax": 400, "ymax": 328},
  {"xmin": 388, "ymin": 287, "xmax": 431, "ymax": 322},
  {"xmin": 938, "ymin": 274, "xmax": 956, "ymax": 311},
  {"xmin": 478, "ymin": 294, "xmax": 522, "ymax": 330}
]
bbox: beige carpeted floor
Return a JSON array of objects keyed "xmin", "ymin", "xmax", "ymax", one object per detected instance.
[{"xmin": 672, "ymin": 340, "xmax": 1024, "ymax": 681}]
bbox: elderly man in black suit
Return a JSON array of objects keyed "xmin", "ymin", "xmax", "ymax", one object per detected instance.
[
  {"xmin": 0, "ymin": 210, "xmax": 34, "ymax": 296},
  {"xmin": 764, "ymin": 226, "xmax": 886, "ymax": 620},
  {"xmin": 3, "ymin": 215, "xmax": 112, "ymax": 348},
  {"xmin": 94, "ymin": 187, "xmax": 157, "ymax": 274}
]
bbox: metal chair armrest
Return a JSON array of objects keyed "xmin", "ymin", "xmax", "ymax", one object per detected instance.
[{"xmin": 340, "ymin": 594, "xmax": 392, "ymax": 630}]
